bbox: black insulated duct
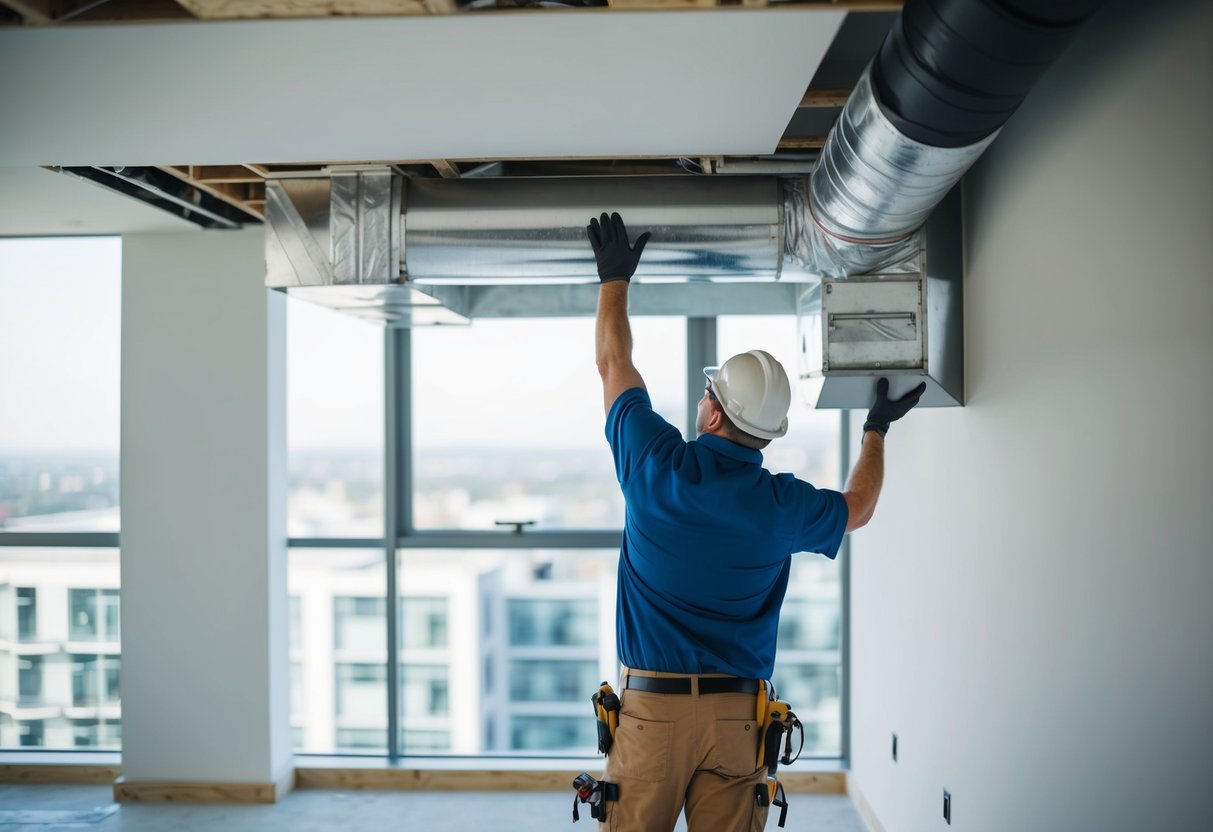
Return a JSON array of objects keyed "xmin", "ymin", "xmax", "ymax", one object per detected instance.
[
  {"xmin": 795, "ymin": 0, "xmax": 1108, "ymax": 278},
  {"xmin": 872, "ymin": 0, "xmax": 1108, "ymax": 148}
]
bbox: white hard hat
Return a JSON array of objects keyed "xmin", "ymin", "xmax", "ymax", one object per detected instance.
[{"xmin": 703, "ymin": 350, "xmax": 791, "ymax": 440}]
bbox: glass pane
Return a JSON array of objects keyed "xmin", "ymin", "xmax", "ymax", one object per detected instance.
[
  {"xmin": 411, "ymin": 318, "xmax": 686, "ymax": 530},
  {"xmin": 0, "ymin": 548, "xmax": 122, "ymax": 750},
  {"xmin": 0, "ymin": 237, "xmax": 121, "ymax": 533},
  {"xmin": 286, "ymin": 298, "xmax": 384, "ymax": 538},
  {"xmin": 289, "ymin": 548, "xmax": 388, "ymax": 756},
  {"xmin": 399, "ymin": 548, "xmax": 618, "ymax": 757},
  {"xmin": 718, "ymin": 316, "xmax": 843, "ymax": 757}
]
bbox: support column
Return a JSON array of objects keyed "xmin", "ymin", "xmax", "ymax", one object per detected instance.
[
  {"xmin": 119, "ymin": 229, "xmax": 290, "ymax": 801},
  {"xmin": 686, "ymin": 318, "xmax": 716, "ymax": 439}
]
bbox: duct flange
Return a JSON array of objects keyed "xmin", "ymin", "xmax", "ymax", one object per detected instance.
[{"xmin": 265, "ymin": 170, "xmax": 468, "ymax": 327}]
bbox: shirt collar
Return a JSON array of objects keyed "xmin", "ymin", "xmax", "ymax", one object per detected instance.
[{"xmin": 697, "ymin": 433, "xmax": 763, "ymax": 465}]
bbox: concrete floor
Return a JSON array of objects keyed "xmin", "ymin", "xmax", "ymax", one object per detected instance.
[{"xmin": 0, "ymin": 784, "xmax": 868, "ymax": 831}]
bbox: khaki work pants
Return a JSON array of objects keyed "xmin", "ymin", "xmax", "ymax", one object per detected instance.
[{"xmin": 600, "ymin": 667, "xmax": 770, "ymax": 832}]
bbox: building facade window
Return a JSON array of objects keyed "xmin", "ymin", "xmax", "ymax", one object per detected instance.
[
  {"xmin": 509, "ymin": 659, "xmax": 599, "ymax": 703},
  {"xmin": 336, "ymin": 662, "xmax": 387, "ymax": 722},
  {"xmin": 509, "ymin": 715, "xmax": 596, "ymax": 752},
  {"xmin": 401, "ymin": 598, "xmax": 447, "ymax": 649},
  {"xmin": 69, "ymin": 589, "xmax": 120, "ymax": 642},
  {"xmin": 401, "ymin": 664, "xmax": 449, "ymax": 717},
  {"xmin": 17, "ymin": 656, "xmax": 42, "ymax": 705},
  {"xmin": 507, "ymin": 599, "xmax": 595, "ymax": 647},
  {"xmin": 334, "ymin": 597, "xmax": 386, "ymax": 653},
  {"xmin": 71, "ymin": 655, "xmax": 123, "ymax": 707},
  {"xmin": 15, "ymin": 588, "xmax": 35, "ymax": 642}
]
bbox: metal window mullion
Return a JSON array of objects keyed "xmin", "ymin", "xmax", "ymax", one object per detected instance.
[
  {"xmin": 686, "ymin": 318, "xmax": 716, "ymax": 438},
  {"xmin": 384, "ymin": 326, "xmax": 410, "ymax": 762},
  {"xmin": 0, "ymin": 533, "xmax": 120, "ymax": 548},
  {"xmin": 397, "ymin": 530, "xmax": 622, "ymax": 549}
]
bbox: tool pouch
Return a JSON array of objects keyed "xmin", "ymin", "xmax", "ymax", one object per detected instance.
[
  {"xmin": 591, "ymin": 681, "xmax": 621, "ymax": 756},
  {"xmin": 754, "ymin": 683, "xmax": 802, "ymax": 829},
  {"xmin": 755, "ymin": 683, "xmax": 805, "ymax": 775},
  {"xmin": 571, "ymin": 777, "xmax": 618, "ymax": 823},
  {"xmin": 754, "ymin": 777, "xmax": 789, "ymax": 828}
]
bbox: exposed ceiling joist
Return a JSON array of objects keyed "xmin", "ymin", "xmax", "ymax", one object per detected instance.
[
  {"xmin": 777, "ymin": 136, "xmax": 827, "ymax": 150},
  {"xmin": 799, "ymin": 88, "xmax": 850, "ymax": 108},
  {"xmin": 428, "ymin": 160, "xmax": 462, "ymax": 179}
]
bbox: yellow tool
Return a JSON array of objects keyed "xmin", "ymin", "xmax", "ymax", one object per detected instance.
[{"xmin": 591, "ymin": 681, "xmax": 620, "ymax": 755}]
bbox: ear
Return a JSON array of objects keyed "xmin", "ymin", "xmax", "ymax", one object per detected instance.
[{"xmin": 705, "ymin": 400, "xmax": 726, "ymax": 433}]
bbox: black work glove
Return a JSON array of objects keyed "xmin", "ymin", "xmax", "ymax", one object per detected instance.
[
  {"xmin": 587, "ymin": 211, "xmax": 651, "ymax": 283},
  {"xmin": 863, "ymin": 377, "xmax": 927, "ymax": 437}
]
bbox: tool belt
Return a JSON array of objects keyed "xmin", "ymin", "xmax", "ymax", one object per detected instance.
[
  {"xmin": 753, "ymin": 680, "xmax": 804, "ymax": 829},
  {"xmin": 623, "ymin": 675, "xmax": 760, "ymax": 695}
]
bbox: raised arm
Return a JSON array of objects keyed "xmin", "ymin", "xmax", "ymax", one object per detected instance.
[
  {"xmin": 843, "ymin": 377, "xmax": 926, "ymax": 532},
  {"xmin": 588, "ymin": 212, "xmax": 650, "ymax": 415}
]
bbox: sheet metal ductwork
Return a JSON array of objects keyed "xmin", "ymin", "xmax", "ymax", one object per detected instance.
[
  {"xmin": 799, "ymin": 0, "xmax": 1105, "ymax": 278},
  {"xmin": 266, "ymin": 0, "xmax": 1104, "ymax": 407}
]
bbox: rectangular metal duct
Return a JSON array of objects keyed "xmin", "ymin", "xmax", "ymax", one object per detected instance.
[
  {"xmin": 264, "ymin": 166, "xmax": 964, "ymax": 408},
  {"xmin": 401, "ymin": 175, "xmax": 783, "ymax": 284},
  {"xmin": 797, "ymin": 186, "xmax": 963, "ymax": 408}
]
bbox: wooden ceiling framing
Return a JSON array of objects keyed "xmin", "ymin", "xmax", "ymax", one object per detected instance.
[{"xmin": 5, "ymin": 0, "xmax": 900, "ymax": 225}]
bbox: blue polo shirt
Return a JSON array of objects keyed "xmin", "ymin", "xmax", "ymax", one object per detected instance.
[{"xmin": 606, "ymin": 387, "xmax": 848, "ymax": 680}]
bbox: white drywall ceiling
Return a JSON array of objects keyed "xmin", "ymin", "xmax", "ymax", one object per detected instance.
[
  {"xmin": 0, "ymin": 167, "xmax": 198, "ymax": 235},
  {"xmin": 0, "ymin": 10, "xmax": 844, "ymax": 166}
]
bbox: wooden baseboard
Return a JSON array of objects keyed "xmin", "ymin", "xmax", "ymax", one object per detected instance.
[
  {"xmin": 295, "ymin": 768, "xmax": 578, "ymax": 792},
  {"xmin": 779, "ymin": 770, "xmax": 846, "ymax": 794},
  {"xmin": 845, "ymin": 773, "xmax": 887, "ymax": 832},
  {"xmin": 113, "ymin": 777, "xmax": 279, "ymax": 804},
  {"xmin": 0, "ymin": 764, "xmax": 120, "ymax": 786},
  {"xmin": 293, "ymin": 767, "xmax": 845, "ymax": 794}
]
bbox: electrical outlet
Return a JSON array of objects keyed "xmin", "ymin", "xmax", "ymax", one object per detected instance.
[
  {"xmin": 943, "ymin": 790, "xmax": 951, "ymax": 825},
  {"xmin": 892, "ymin": 733, "xmax": 898, "ymax": 762}
]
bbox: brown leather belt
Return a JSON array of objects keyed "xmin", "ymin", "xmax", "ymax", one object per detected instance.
[{"xmin": 625, "ymin": 675, "xmax": 760, "ymax": 695}]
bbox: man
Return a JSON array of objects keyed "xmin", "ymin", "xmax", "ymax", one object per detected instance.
[{"xmin": 587, "ymin": 211, "xmax": 925, "ymax": 831}]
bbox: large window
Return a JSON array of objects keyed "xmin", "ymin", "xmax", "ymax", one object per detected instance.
[
  {"xmin": 0, "ymin": 237, "xmax": 124, "ymax": 752},
  {"xmin": 288, "ymin": 310, "xmax": 846, "ymax": 761},
  {"xmin": 410, "ymin": 318, "xmax": 685, "ymax": 530},
  {"xmin": 4, "ymin": 237, "xmax": 848, "ymax": 761},
  {"xmin": 289, "ymin": 312, "xmax": 849, "ymax": 761},
  {"xmin": 0, "ymin": 237, "xmax": 121, "ymax": 532},
  {"xmin": 286, "ymin": 297, "xmax": 384, "ymax": 538}
]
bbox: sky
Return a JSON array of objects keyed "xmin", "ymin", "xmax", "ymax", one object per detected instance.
[
  {"xmin": 0, "ymin": 237, "xmax": 685, "ymax": 454},
  {"xmin": 0, "ymin": 236, "xmax": 122, "ymax": 455},
  {"xmin": 0, "ymin": 236, "xmax": 838, "ymax": 460}
]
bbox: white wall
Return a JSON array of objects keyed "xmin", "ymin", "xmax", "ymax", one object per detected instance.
[
  {"xmin": 849, "ymin": 2, "xmax": 1213, "ymax": 830},
  {"xmin": 120, "ymin": 229, "xmax": 291, "ymax": 785}
]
